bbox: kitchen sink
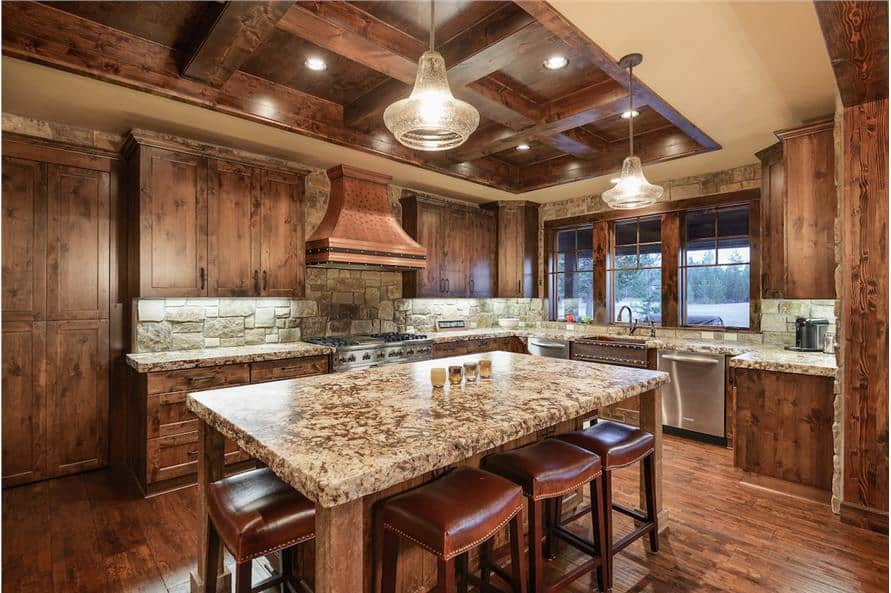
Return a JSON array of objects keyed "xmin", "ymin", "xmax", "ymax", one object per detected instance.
[
  {"xmin": 583, "ymin": 335, "xmax": 649, "ymax": 345},
  {"xmin": 571, "ymin": 336, "xmax": 650, "ymax": 367}
]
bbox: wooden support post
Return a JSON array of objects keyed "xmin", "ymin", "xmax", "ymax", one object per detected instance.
[
  {"xmin": 315, "ymin": 499, "xmax": 365, "ymax": 593},
  {"xmin": 637, "ymin": 387, "xmax": 667, "ymax": 536},
  {"xmin": 190, "ymin": 422, "xmax": 230, "ymax": 593}
]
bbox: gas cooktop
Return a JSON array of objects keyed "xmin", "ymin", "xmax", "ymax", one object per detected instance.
[{"xmin": 304, "ymin": 333, "xmax": 433, "ymax": 371}]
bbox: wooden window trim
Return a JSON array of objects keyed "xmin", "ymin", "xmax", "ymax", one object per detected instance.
[
  {"xmin": 544, "ymin": 188, "xmax": 761, "ymax": 331},
  {"xmin": 606, "ymin": 215, "xmax": 663, "ymax": 326}
]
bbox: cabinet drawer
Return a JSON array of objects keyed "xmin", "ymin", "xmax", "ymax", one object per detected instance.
[
  {"xmin": 432, "ymin": 341, "xmax": 469, "ymax": 358},
  {"xmin": 250, "ymin": 355, "xmax": 329, "ymax": 383},
  {"xmin": 145, "ymin": 364, "xmax": 250, "ymax": 395},
  {"xmin": 146, "ymin": 431, "xmax": 247, "ymax": 484},
  {"xmin": 146, "ymin": 391, "xmax": 197, "ymax": 438}
]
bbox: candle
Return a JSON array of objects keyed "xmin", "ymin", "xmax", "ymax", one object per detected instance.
[
  {"xmin": 448, "ymin": 365, "xmax": 464, "ymax": 385},
  {"xmin": 463, "ymin": 361, "xmax": 479, "ymax": 382},
  {"xmin": 430, "ymin": 368, "xmax": 446, "ymax": 388},
  {"xmin": 479, "ymin": 359, "xmax": 492, "ymax": 379}
]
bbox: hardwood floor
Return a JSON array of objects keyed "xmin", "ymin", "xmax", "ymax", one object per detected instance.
[{"xmin": 3, "ymin": 436, "xmax": 887, "ymax": 593}]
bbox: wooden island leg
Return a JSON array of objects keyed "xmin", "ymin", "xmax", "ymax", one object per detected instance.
[
  {"xmin": 315, "ymin": 499, "xmax": 364, "ymax": 593},
  {"xmin": 190, "ymin": 422, "xmax": 230, "ymax": 593},
  {"xmin": 637, "ymin": 387, "xmax": 667, "ymax": 541}
]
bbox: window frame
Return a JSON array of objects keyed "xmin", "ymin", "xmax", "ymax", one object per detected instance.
[
  {"xmin": 607, "ymin": 215, "xmax": 663, "ymax": 326},
  {"xmin": 680, "ymin": 205, "xmax": 752, "ymax": 329},
  {"xmin": 547, "ymin": 224, "xmax": 595, "ymax": 321}
]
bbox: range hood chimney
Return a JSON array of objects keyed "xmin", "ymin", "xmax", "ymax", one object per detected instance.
[{"xmin": 306, "ymin": 165, "xmax": 427, "ymax": 271}]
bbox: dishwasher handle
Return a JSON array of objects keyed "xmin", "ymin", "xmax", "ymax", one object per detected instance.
[
  {"xmin": 529, "ymin": 341, "xmax": 567, "ymax": 349},
  {"xmin": 661, "ymin": 353, "xmax": 720, "ymax": 365}
]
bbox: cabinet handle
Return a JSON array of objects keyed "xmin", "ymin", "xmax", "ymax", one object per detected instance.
[
  {"xmin": 445, "ymin": 278, "xmax": 450, "ymax": 293},
  {"xmin": 200, "ymin": 267, "xmax": 206, "ymax": 290},
  {"xmin": 262, "ymin": 270, "xmax": 268, "ymax": 291},
  {"xmin": 469, "ymin": 278, "xmax": 474, "ymax": 293},
  {"xmin": 253, "ymin": 270, "xmax": 260, "ymax": 294},
  {"xmin": 517, "ymin": 279, "xmax": 521, "ymax": 294}
]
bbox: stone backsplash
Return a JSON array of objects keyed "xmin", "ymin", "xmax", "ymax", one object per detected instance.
[
  {"xmin": 394, "ymin": 298, "xmax": 546, "ymax": 333},
  {"xmin": 760, "ymin": 298, "xmax": 838, "ymax": 346}
]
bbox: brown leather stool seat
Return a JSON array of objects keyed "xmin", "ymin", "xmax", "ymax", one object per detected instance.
[
  {"xmin": 484, "ymin": 440, "xmax": 607, "ymax": 593},
  {"xmin": 378, "ymin": 467, "xmax": 529, "ymax": 593},
  {"xmin": 205, "ymin": 468, "xmax": 314, "ymax": 593},
  {"xmin": 555, "ymin": 420, "xmax": 658, "ymax": 591}
]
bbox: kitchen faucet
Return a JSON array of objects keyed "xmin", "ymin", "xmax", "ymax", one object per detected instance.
[{"xmin": 617, "ymin": 305, "xmax": 638, "ymax": 335}]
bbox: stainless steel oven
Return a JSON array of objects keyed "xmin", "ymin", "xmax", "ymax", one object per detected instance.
[{"xmin": 657, "ymin": 350, "xmax": 726, "ymax": 444}]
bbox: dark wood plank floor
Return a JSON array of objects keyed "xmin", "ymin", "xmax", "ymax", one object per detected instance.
[{"xmin": 3, "ymin": 436, "xmax": 887, "ymax": 593}]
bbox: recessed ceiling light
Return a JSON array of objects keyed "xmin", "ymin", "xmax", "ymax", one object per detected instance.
[
  {"xmin": 621, "ymin": 110, "xmax": 640, "ymax": 119},
  {"xmin": 305, "ymin": 57, "xmax": 327, "ymax": 71},
  {"xmin": 516, "ymin": 144, "xmax": 531, "ymax": 151},
  {"xmin": 543, "ymin": 55, "xmax": 569, "ymax": 70}
]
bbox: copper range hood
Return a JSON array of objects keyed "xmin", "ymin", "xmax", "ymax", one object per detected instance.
[{"xmin": 305, "ymin": 165, "xmax": 427, "ymax": 271}]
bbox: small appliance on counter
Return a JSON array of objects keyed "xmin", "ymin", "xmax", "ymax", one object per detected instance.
[{"xmin": 786, "ymin": 317, "xmax": 830, "ymax": 352}]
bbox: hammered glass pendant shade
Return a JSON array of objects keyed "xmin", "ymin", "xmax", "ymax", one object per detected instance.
[
  {"xmin": 383, "ymin": 51, "xmax": 480, "ymax": 151},
  {"xmin": 602, "ymin": 156, "xmax": 665, "ymax": 209}
]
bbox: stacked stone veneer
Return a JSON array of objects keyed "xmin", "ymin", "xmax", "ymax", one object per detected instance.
[{"xmin": 394, "ymin": 298, "xmax": 545, "ymax": 333}]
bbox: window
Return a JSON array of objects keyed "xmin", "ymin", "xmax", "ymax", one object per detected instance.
[
  {"xmin": 681, "ymin": 205, "xmax": 750, "ymax": 328},
  {"xmin": 549, "ymin": 226, "xmax": 594, "ymax": 321},
  {"xmin": 609, "ymin": 217, "xmax": 661, "ymax": 324}
]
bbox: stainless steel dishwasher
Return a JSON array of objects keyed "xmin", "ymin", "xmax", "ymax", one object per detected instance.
[
  {"xmin": 657, "ymin": 350, "xmax": 726, "ymax": 444},
  {"xmin": 527, "ymin": 337, "xmax": 570, "ymax": 359}
]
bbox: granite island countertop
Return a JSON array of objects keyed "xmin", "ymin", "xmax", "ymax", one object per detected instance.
[{"xmin": 187, "ymin": 351, "xmax": 669, "ymax": 507}]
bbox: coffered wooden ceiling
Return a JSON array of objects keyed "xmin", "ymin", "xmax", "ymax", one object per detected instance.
[{"xmin": 3, "ymin": 1, "xmax": 720, "ymax": 192}]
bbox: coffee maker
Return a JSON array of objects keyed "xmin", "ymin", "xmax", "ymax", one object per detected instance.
[{"xmin": 786, "ymin": 317, "xmax": 829, "ymax": 352}]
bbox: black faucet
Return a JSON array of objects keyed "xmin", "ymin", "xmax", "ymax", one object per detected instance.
[{"xmin": 617, "ymin": 305, "xmax": 638, "ymax": 335}]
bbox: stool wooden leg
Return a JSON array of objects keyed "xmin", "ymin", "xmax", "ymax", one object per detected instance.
[
  {"xmin": 456, "ymin": 552, "xmax": 469, "ymax": 593},
  {"xmin": 590, "ymin": 475, "xmax": 607, "ymax": 592},
  {"xmin": 280, "ymin": 547, "xmax": 293, "ymax": 592},
  {"xmin": 643, "ymin": 453, "xmax": 659, "ymax": 553},
  {"xmin": 438, "ymin": 557, "xmax": 457, "ymax": 593},
  {"xmin": 480, "ymin": 538, "xmax": 493, "ymax": 593},
  {"xmin": 528, "ymin": 500, "xmax": 545, "ymax": 593},
  {"xmin": 545, "ymin": 497, "xmax": 561, "ymax": 559},
  {"xmin": 203, "ymin": 520, "xmax": 221, "ymax": 593},
  {"xmin": 508, "ymin": 513, "xmax": 528, "ymax": 593},
  {"xmin": 380, "ymin": 528, "xmax": 399, "ymax": 593},
  {"xmin": 601, "ymin": 470, "xmax": 614, "ymax": 591},
  {"xmin": 235, "ymin": 561, "xmax": 252, "ymax": 593}
]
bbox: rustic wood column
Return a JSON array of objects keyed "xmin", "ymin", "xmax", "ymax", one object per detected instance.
[
  {"xmin": 315, "ymin": 499, "xmax": 365, "ymax": 593},
  {"xmin": 637, "ymin": 387, "xmax": 666, "ymax": 539},
  {"xmin": 190, "ymin": 422, "xmax": 230, "ymax": 593}
]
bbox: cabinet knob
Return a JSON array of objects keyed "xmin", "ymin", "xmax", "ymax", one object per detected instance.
[{"xmin": 200, "ymin": 267, "xmax": 206, "ymax": 290}]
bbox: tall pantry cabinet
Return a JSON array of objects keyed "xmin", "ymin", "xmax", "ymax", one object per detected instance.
[{"xmin": 2, "ymin": 135, "xmax": 121, "ymax": 486}]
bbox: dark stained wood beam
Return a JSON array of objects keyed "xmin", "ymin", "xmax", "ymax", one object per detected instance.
[
  {"xmin": 449, "ymin": 81, "xmax": 633, "ymax": 161},
  {"xmin": 182, "ymin": 2, "xmax": 293, "ymax": 88},
  {"xmin": 814, "ymin": 0, "xmax": 889, "ymax": 107},
  {"xmin": 518, "ymin": 127, "xmax": 706, "ymax": 191},
  {"xmin": 1, "ymin": 2, "xmax": 518, "ymax": 191},
  {"xmin": 515, "ymin": 0, "xmax": 721, "ymax": 151}
]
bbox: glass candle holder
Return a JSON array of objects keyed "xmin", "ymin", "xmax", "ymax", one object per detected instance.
[
  {"xmin": 448, "ymin": 365, "xmax": 464, "ymax": 385},
  {"xmin": 479, "ymin": 359, "xmax": 492, "ymax": 379},
  {"xmin": 430, "ymin": 367, "xmax": 446, "ymax": 388},
  {"xmin": 463, "ymin": 361, "xmax": 479, "ymax": 382}
]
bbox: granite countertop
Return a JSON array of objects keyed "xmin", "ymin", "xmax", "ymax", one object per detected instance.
[
  {"xmin": 727, "ymin": 348, "xmax": 837, "ymax": 377},
  {"xmin": 187, "ymin": 352, "xmax": 669, "ymax": 507},
  {"xmin": 125, "ymin": 342, "xmax": 332, "ymax": 373}
]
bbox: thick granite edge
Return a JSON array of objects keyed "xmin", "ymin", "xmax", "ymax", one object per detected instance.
[
  {"xmin": 125, "ymin": 342, "xmax": 332, "ymax": 373},
  {"xmin": 727, "ymin": 350, "xmax": 838, "ymax": 378},
  {"xmin": 187, "ymin": 353, "xmax": 669, "ymax": 508}
]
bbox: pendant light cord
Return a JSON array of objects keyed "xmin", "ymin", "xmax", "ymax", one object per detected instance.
[
  {"xmin": 628, "ymin": 62, "xmax": 634, "ymax": 157},
  {"xmin": 429, "ymin": 0, "xmax": 435, "ymax": 51}
]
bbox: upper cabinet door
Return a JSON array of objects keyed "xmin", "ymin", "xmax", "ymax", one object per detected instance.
[
  {"xmin": 46, "ymin": 164, "xmax": 110, "ymax": 320},
  {"xmin": 470, "ymin": 212, "xmax": 496, "ymax": 298},
  {"xmin": 497, "ymin": 205, "xmax": 523, "ymax": 297},
  {"xmin": 443, "ymin": 208, "xmax": 469, "ymax": 297},
  {"xmin": 417, "ymin": 204, "xmax": 446, "ymax": 296},
  {"xmin": 2, "ymin": 157, "xmax": 46, "ymax": 321},
  {"xmin": 258, "ymin": 170, "xmax": 305, "ymax": 298},
  {"xmin": 207, "ymin": 159, "xmax": 258, "ymax": 297},
  {"xmin": 139, "ymin": 147, "xmax": 208, "ymax": 297}
]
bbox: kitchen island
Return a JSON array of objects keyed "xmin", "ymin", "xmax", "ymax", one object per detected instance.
[{"xmin": 186, "ymin": 351, "xmax": 670, "ymax": 593}]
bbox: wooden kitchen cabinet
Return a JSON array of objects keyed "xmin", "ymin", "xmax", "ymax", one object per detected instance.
[
  {"xmin": 401, "ymin": 194, "xmax": 496, "ymax": 298},
  {"xmin": 733, "ymin": 367, "xmax": 834, "ymax": 501},
  {"xmin": 125, "ymin": 130, "xmax": 307, "ymax": 298},
  {"xmin": 2, "ymin": 136, "xmax": 119, "ymax": 488},
  {"xmin": 485, "ymin": 201, "xmax": 540, "ymax": 298},
  {"xmin": 129, "ymin": 355, "xmax": 329, "ymax": 495},
  {"xmin": 756, "ymin": 120, "xmax": 836, "ymax": 299},
  {"xmin": 431, "ymin": 336, "xmax": 525, "ymax": 358}
]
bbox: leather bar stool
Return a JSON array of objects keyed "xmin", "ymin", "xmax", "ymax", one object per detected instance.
[
  {"xmin": 377, "ymin": 467, "xmax": 528, "ymax": 593},
  {"xmin": 483, "ymin": 439, "xmax": 607, "ymax": 593},
  {"xmin": 555, "ymin": 420, "xmax": 658, "ymax": 590},
  {"xmin": 205, "ymin": 467, "xmax": 315, "ymax": 593}
]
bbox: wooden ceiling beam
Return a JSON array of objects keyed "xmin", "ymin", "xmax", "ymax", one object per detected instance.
[
  {"xmin": 518, "ymin": 127, "xmax": 705, "ymax": 190},
  {"xmin": 182, "ymin": 2, "xmax": 293, "ymax": 88},
  {"xmin": 515, "ymin": 0, "xmax": 721, "ymax": 151},
  {"xmin": 814, "ymin": 0, "xmax": 888, "ymax": 107}
]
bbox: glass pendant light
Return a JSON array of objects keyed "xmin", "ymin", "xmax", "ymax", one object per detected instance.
[
  {"xmin": 602, "ymin": 53, "xmax": 664, "ymax": 209},
  {"xmin": 383, "ymin": 0, "xmax": 479, "ymax": 151}
]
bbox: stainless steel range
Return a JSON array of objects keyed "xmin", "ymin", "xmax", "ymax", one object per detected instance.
[{"xmin": 304, "ymin": 333, "xmax": 433, "ymax": 372}]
